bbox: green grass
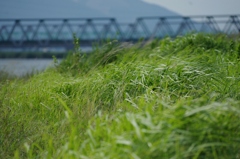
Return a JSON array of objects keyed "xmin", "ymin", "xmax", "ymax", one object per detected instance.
[{"xmin": 1, "ymin": 34, "xmax": 240, "ymax": 159}]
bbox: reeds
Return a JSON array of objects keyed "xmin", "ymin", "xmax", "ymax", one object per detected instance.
[{"xmin": 1, "ymin": 33, "xmax": 240, "ymax": 159}]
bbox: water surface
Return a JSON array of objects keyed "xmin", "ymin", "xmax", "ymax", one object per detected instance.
[{"xmin": 0, "ymin": 59, "xmax": 56, "ymax": 76}]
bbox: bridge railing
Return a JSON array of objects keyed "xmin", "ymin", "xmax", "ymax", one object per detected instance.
[{"xmin": 0, "ymin": 15, "xmax": 239, "ymax": 50}]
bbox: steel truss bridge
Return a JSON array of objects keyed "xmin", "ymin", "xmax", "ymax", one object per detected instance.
[{"xmin": 0, "ymin": 15, "xmax": 240, "ymax": 51}]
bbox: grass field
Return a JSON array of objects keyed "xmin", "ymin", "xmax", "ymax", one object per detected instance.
[{"xmin": 1, "ymin": 34, "xmax": 240, "ymax": 159}]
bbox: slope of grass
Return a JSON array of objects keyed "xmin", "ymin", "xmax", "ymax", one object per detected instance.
[{"xmin": 1, "ymin": 34, "xmax": 240, "ymax": 159}]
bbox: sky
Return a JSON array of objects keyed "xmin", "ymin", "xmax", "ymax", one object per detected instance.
[
  {"xmin": 0, "ymin": 0, "xmax": 239, "ymax": 19},
  {"xmin": 143, "ymin": 0, "xmax": 240, "ymax": 15}
]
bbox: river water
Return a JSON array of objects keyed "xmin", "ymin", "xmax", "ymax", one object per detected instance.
[{"xmin": 0, "ymin": 59, "xmax": 58, "ymax": 76}]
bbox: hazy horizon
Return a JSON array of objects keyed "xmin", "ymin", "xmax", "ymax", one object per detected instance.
[
  {"xmin": 0, "ymin": 0, "xmax": 239, "ymax": 22},
  {"xmin": 0, "ymin": 0, "xmax": 178, "ymax": 22},
  {"xmin": 143, "ymin": 0, "xmax": 240, "ymax": 16}
]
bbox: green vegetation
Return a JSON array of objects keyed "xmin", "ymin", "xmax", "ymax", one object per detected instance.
[{"xmin": 1, "ymin": 34, "xmax": 240, "ymax": 159}]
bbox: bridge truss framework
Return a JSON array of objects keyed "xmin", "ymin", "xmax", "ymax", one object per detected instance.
[{"xmin": 0, "ymin": 15, "xmax": 239, "ymax": 51}]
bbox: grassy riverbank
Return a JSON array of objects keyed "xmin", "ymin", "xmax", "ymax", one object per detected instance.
[{"xmin": 1, "ymin": 34, "xmax": 240, "ymax": 159}]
